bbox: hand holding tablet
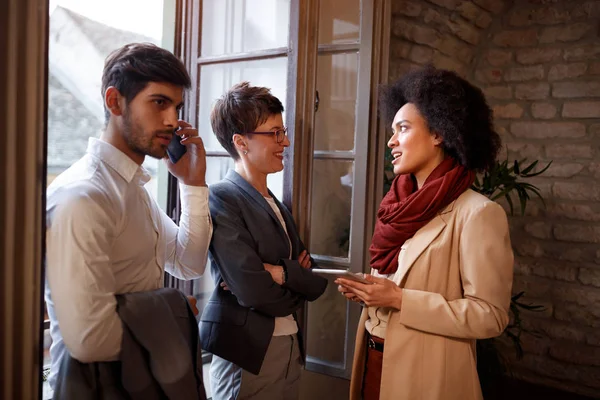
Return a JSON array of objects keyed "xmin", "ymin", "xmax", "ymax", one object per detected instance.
[{"xmin": 311, "ymin": 269, "xmax": 373, "ymax": 285}]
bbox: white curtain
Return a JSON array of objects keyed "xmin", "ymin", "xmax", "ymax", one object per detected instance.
[{"xmin": 0, "ymin": 0, "xmax": 48, "ymax": 398}]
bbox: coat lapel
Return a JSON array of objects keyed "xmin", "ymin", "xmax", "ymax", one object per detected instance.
[
  {"xmin": 270, "ymin": 193, "xmax": 299, "ymax": 255},
  {"xmin": 225, "ymin": 170, "xmax": 291, "ymax": 252},
  {"xmin": 394, "ymin": 212, "xmax": 448, "ymax": 286}
]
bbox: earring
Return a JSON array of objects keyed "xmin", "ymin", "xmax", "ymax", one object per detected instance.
[{"xmin": 244, "ymin": 150, "xmax": 248, "ymax": 155}]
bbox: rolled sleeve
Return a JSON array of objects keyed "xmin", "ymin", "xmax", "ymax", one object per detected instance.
[{"xmin": 163, "ymin": 183, "xmax": 212, "ymax": 280}]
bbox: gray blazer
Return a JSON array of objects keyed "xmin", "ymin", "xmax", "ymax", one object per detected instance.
[
  {"xmin": 199, "ymin": 170, "xmax": 327, "ymax": 375},
  {"xmin": 53, "ymin": 288, "xmax": 207, "ymax": 400}
]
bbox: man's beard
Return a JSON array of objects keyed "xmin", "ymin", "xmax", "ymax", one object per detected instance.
[{"xmin": 122, "ymin": 109, "xmax": 168, "ymax": 160}]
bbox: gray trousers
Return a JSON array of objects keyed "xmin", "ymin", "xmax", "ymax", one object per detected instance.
[{"xmin": 209, "ymin": 334, "xmax": 302, "ymax": 400}]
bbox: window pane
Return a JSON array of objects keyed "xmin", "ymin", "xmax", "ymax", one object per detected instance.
[
  {"xmin": 201, "ymin": 0, "xmax": 291, "ymax": 57},
  {"xmin": 314, "ymin": 53, "xmax": 358, "ymax": 152},
  {"xmin": 47, "ymin": 3, "xmax": 164, "ymax": 201},
  {"xmin": 191, "ymin": 157, "xmax": 233, "ymax": 320},
  {"xmin": 205, "ymin": 156, "xmax": 235, "ymax": 186},
  {"xmin": 306, "ymin": 278, "xmax": 348, "ymax": 365},
  {"xmin": 197, "ymin": 57, "xmax": 288, "ymax": 152},
  {"xmin": 318, "ymin": 0, "xmax": 360, "ymax": 45},
  {"xmin": 309, "ymin": 160, "xmax": 353, "ymax": 258},
  {"xmin": 267, "ymin": 169, "xmax": 284, "ymax": 201},
  {"xmin": 191, "ymin": 261, "xmax": 214, "ymax": 322}
]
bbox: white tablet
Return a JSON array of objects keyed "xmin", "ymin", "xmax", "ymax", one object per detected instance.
[{"xmin": 312, "ymin": 269, "xmax": 373, "ymax": 284}]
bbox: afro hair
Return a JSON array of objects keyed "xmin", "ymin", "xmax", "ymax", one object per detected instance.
[{"xmin": 379, "ymin": 65, "xmax": 501, "ymax": 172}]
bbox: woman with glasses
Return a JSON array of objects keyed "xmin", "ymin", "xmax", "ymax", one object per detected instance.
[{"xmin": 199, "ymin": 82, "xmax": 327, "ymax": 400}]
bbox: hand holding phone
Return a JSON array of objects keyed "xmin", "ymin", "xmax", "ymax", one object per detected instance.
[{"xmin": 165, "ymin": 120, "xmax": 207, "ymax": 187}]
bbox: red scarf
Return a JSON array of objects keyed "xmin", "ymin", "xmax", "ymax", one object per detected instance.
[{"xmin": 369, "ymin": 158, "xmax": 475, "ymax": 274}]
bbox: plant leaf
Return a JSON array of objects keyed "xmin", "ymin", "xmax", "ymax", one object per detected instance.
[
  {"xmin": 504, "ymin": 193, "xmax": 515, "ymax": 216},
  {"xmin": 516, "ymin": 186, "xmax": 528, "ymax": 216},
  {"xmin": 512, "ymin": 291, "xmax": 525, "ymax": 301},
  {"xmin": 523, "ymin": 160, "xmax": 552, "ymax": 177},
  {"xmin": 520, "ymin": 160, "xmax": 538, "ymax": 175}
]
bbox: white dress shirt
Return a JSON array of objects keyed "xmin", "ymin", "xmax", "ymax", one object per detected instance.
[
  {"xmin": 45, "ymin": 138, "xmax": 212, "ymax": 389},
  {"xmin": 264, "ymin": 197, "xmax": 298, "ymax": 337}
]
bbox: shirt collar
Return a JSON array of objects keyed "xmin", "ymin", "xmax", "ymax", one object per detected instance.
[{"xmin": 86, "ymin": 138, "xmax": 149, "ymax": 184}]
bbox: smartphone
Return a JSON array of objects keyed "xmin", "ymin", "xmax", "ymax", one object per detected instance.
[{"xmin": 166, "ymin": 130, "xmax": 187, "ymax": 164}]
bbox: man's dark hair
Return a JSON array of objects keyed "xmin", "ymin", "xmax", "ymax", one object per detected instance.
[
  {"xmin": 379, "ymin": 65, "xmax": 501, "ymax": 172},
  {"xmin": 210, "ymin": 82, "xmax": 284, "ymax": 160},
  {"xmin": 101, "ymin": 42, "xmax": 191, "ymax": 123}
]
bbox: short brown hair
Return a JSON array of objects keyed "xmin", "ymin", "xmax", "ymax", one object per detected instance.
[
  {"xmin": 210, "ymin": 82, "xmax": 284, "ymax": 160},
  {"xmin": 101, "ymin": 42, "xmax": 191, "ymax": 123}
]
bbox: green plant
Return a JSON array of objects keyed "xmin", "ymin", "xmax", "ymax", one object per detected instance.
[
  {"xmin": 502, "ymin": 291, "xmax": 546, "ymax": 359},
  {"xmin": 472, "ymin": 156, "xmax": 552, "ymax": 216},
  {"xmin": 477, "ymin": 292, "xmax": 545, "ymax": 396},
  {"xmin": 473, "ymin": 158, "xmax": 551, "ymax": 394}
]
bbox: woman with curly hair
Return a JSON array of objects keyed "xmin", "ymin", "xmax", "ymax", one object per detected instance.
[{"xmin": 336, "ymin": 66, "xmax": 514, "ymax": 400}]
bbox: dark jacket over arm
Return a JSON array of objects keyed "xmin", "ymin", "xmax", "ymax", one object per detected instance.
[
  {"xmin": 53, "ymin": 288, "xmax": 207, "ymax": 400},
  {"xmin": 199, "ymin": 170, "xmax": 327, "ymax": 374}
]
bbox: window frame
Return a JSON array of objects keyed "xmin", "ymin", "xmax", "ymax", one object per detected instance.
[
  {"xmin": 290, "ymin": 0, "xmax": 389, "ymax": 379},
  {"xmin": 287, "ymin": 0, "xmax": 392, "ymax": 379}
]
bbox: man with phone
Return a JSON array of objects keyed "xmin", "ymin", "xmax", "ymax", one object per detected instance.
[{"xmin": 44, "ymin": 43, "xmax": 212, "ymax": 394}]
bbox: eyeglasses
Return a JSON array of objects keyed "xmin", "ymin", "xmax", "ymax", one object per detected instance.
[{"xmin": 243, "ymin": 127, "xmax": 288, "ymax": 144}]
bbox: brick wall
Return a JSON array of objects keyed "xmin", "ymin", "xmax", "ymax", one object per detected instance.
[{"xmin": 389, "ymin": 0, "xmax": 600, "ymax": 397}]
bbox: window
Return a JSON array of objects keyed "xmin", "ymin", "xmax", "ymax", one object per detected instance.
[
  {"xmin": 306, "ymin": 45, "xmax": 363, "ymax": 379},
  {"xmin": 46, "ymin": 0, "xmax": 167, "ymax": 201},
  {"xmin": 296, "ymin": 0, "xmax": 381, "ymax": 379},
  {"xmin": 178, "ymin": 0, "xmax": 389, "ymax": 381}
]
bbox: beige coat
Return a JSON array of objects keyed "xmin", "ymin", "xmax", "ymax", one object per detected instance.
[{"xmin": 350, "ymin": 189, "xmax": 514, "ymax": 400}]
